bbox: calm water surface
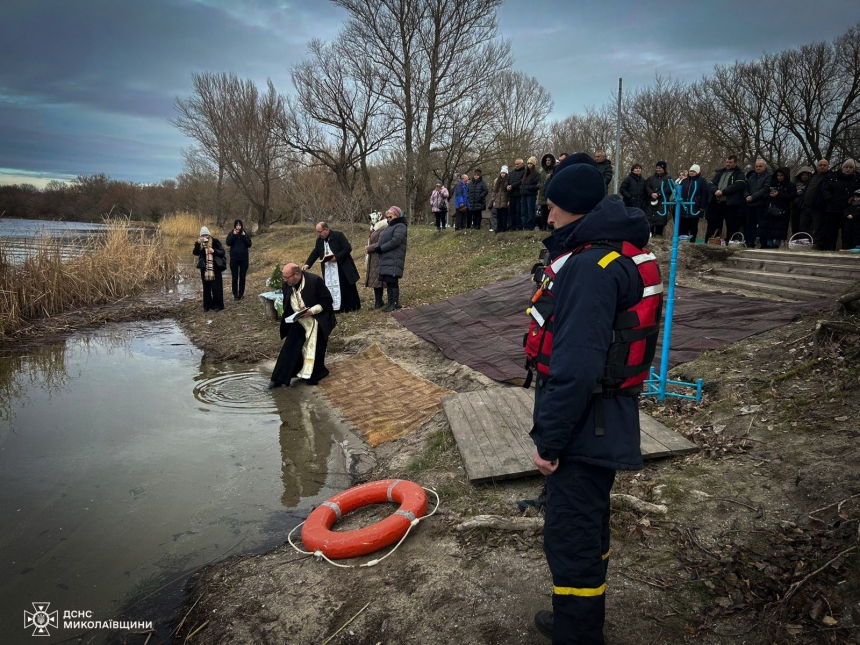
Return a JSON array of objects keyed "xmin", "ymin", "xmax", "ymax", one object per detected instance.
[{"xmin": 0, "ymin": 320, "xmax": 351, "ymax": 643}]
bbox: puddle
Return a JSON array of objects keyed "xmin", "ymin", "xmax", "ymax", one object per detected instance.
[{"xmin": 0, "ymin": 321, "xmax": 353, "ymax": 643}]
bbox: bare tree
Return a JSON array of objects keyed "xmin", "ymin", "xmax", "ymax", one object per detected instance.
[
  {"xmin": 771, "ymin": 24, "xmax": 860, "ymax": 163},
  {"xmin": 172, "ymin": 72, "xmax": 284, "ymax": 226},
  {"xmin": 487, "ymin": 70, "xmax": 554, "ymax": 161},
  {"xmin": 278, "ymin": 37, "xmax": 396, "ymax": 213},
  {"xmin": 333, "ymin": 0, "xmax": 508, "ymax": 218},
  {"xmin": 547, "ymin": 104, "xmax": 615, "ymax": 158},
  {"xmin": 622, "ymin": 76, "xmax": 714, "ymax": 175}
]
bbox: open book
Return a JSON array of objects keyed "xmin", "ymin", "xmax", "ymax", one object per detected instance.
[
  {"xmin": 322, "ymin": 253, "xmax": 335, "ymax": 262},
  {"xmin": 283, "ymin": 307, "xmax": 309, "ymax": 323}
]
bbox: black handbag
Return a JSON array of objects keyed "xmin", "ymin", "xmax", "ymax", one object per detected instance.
[{"xmin": 214, "ymin": 255, "xmax": 226, "ymax": 271}]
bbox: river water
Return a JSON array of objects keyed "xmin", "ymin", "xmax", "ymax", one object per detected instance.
[{"xmin": 0, "ymin": 320, "xmax": 352, "ymax": 644}]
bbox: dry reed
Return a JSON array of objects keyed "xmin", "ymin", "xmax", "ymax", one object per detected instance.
[
  {"xmin": 159, "ymin": 211, "xmax": 211, "ymax": 240},
  {"xmin": 0, "ymin": 217, "xmax": 178, "ymax": 340}
]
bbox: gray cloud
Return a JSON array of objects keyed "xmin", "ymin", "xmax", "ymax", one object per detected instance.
[{"xmin": 0, "ymin": 0, "xmax": 857, "ymax": 184}]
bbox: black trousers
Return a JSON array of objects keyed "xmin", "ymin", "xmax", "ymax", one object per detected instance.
[
  {"xmin": 677, "ymin": 217, "xmax": 699, "ymax": 239},
  {"xmin": 844, "ymin": 216, "xmax": 860, "ymax": 249},
  {"xmin": 433, "ymin": 210, "xmax": 447, "ymax": 229},
  {"xmin": 545, "ymin": 460, "xmax": 616, "ymax": 645},
  {"xmin": 230, "ymin": 258, "xmax": 249, "ymax": 298},
  {"xmin": 799, "ymin": 207, "xmax": 827, "ymax": 249},
  {"xmin": 199, "ymin": 269, "xmax": 224, "ymax": 311},
  {"xmin": 508, "ymin": 195, "xmax": 522, "ymax": 230},
  {"xmin": 468, "ymin": 209, "xmax": 483, "ymax": 229},
  {"xmin": 454, "ymin": 208, "xmax": 468, "ymax": 230},
  {"xmin": 496, "ymin": 207, "xmax": 509, "ymax": 232},
  {"xmin": 538, "ymin": 204, "xmax": 549, "ymax": 231},
  {"xmin": 824, "ymin": 211, "xmax": 844, "ymax": 251},
  {"xmin": 705, "ymin": 202, "xmax": 737, "ymax": 239},
  {"xmin": 745, "ymin": 203, "xmax": 767, "ymax": 248}
]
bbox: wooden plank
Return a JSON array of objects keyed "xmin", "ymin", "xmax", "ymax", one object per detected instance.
[
  {"xmin": 639, "ymin": 414, "xmax": 698, "ymax": 455},
  {"xmin": 444, "ymin": 388, "xmax": 698, "ymax": 483},
  {"xmin": 446, "ymin": 394, "xmax": 509, "ymax": 481},
  {"xmin": 458, "ymin": 393, "xmax": 526, "ymax": 479},
  {"xmin": 476, "ymin": 389, "xmax": 534, "ymax": 462},
  {"xmin": 442, "ymin": 395, "xmax": 494, "ymax": 482}
]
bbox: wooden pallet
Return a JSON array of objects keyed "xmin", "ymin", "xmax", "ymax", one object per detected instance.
[{"xmin": 442, "ymin": 387, "xmax": 698, "ymax": 483}]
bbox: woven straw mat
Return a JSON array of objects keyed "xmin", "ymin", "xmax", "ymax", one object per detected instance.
[{"xmin": 319, "ymin": 344, "xmax": 453, "ymax": 446}]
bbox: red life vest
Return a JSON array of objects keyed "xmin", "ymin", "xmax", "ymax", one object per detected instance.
[{"xmin": 523, "ymin": 241, "xmax": 663, "ymax": 395}]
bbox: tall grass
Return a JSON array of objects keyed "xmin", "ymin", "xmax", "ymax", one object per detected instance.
[
  {"xmin": 159, "ymin": 211, "xmax": 211, "ymax": 240},
  {"xmin": 0, "ymin": 217, "xmax": 177, "ymax": 340}
]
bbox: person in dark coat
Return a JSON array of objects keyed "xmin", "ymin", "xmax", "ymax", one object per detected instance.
[
  {"xmin": 192, "ymin": 226, "xmax": 225, "ymax": 311},
  {"xmin": 822, "ymin": 159, "xmax": 860, "ymax": 250},
  {"xmin": 844, "ymin": 189, "xmax": 860, "ymax": 250},
  {"xmin": 537, "ymin": 153, "xmax": 556, "ymax": 231},
  {"xmin": 531, "ymin": 155, "xmax": 648, "ymax": 644},
  {"xmin": 366, "ymin": 206, "xmax": 407, "ymax": 312},
  {"xmin": 225, "ymin": 218, "xmax": 252, "ymax": 300},
  {"xmin": 506, "ymin": 158, "xmax": 526, "ymax": 230},
  {"xmin": 268, "ymin": 264, "xmax": 336, "ymax": 388},
  {"xmin": 678, "ymin": 165, "xmax": 708, "ymax": 241},
  {"xmin": 644, "ymin": 161, "xmax": 673, "ymax": 236},
  {"xmin": 466, "ymin": 169, "xmax": 489, "ymax": 230},
  {"xmin": 798, "ymin": 159, "xmax": 832, "ymax": 249},
  {"xmin": 791, "ymin": 166, "xmax": 813, "ymax": 238},
  {"xmin": 593, "ymin": 151, "xmax": 613, "ymax": 194},
  {"xmin": 707, "ymin": 155, "xmax": 746, "ymax": 240},
  {"xmin": 744, "ymin": 159, "xmax": 774, "ymax": 248},
  {"xmin": 520, "ymin": 156, "xmax": 541, "ymax": 230},
  {"xmin": 453, "ymin": 174, "xmax": 470, "ymax": 231},
  {"xmin": 619, "ymin": 163, "xmax": 646, "ymax": 210},
  {"xmin": 757, "ymin": 167, "xmax": 793, "ymax": 249},
  {"xmin": 303, "ymin": 222, "xmax": 361, "ymax": 312},
  {"xmin": 365, "ymin": 212, "xmax": 388, "ymax": 308}
]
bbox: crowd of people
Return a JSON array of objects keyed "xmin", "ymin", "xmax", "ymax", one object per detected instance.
[
  {"xmin": 432, "ymin": 151, "xmax": 613, "ymax": 233},
  {"xmin": 191, "ymin": 207, "xmax": 409, "ymax": 389},
  {"xmin": 436, "ymin": 152, "xmax": 860, "ymax": 251}
]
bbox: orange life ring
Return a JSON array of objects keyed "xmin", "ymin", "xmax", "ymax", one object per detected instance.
[{"xmin": 301, "ymin": 479, "xmax": 428, "ymax": 559}]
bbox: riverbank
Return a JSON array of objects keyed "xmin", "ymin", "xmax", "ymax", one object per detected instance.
[
  {"xmin": 166, "ymin": 224, "xmax": 859, "ymax": 644},
  {"xmin": 4, "ymin": 219, "xmax": 858, "ymax": 643}
]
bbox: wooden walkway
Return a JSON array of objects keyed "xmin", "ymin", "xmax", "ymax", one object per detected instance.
[{"xmin": 442, "ymin": 388, "xmax": 698, "ymax": 483}]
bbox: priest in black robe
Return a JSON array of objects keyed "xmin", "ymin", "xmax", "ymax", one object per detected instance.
[
  {"xmin": 302, "ymin": 222, "xmax": 361, "ymax": 312},
  {"xmin": 268, "ymin": 264, "xmax": 337, "ymax": 388}
]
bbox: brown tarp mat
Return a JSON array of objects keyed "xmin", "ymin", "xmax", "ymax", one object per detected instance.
[
  {"xmin": 393, "ymin": 275, "xmax": 829, "ymax": 383},
  {"xmin": 319, "ymin": 344, "xmax": 453, "ymax": 446}
]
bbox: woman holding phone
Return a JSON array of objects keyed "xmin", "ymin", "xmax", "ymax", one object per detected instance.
[{"xmin": 192, "ymin": 226, "xmax": 226, "ymax": 311}]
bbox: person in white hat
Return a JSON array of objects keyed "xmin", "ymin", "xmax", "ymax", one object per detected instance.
[{"xmin": 192, "ymin": 226, "xmax": 226, "ymax": 311}]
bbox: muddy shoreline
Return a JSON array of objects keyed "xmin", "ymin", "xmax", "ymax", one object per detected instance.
[{"xmin": 4, "ymin": 231, "xmax": 859, "ymax": 644}]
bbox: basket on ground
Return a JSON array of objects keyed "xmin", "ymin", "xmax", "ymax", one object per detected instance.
[{"xmin": 788, "ymin": 232, "xmax": 813, "ymax": 250}]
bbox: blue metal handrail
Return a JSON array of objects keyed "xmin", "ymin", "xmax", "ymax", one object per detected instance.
[{"xmin": 642, "ymin": 179, "xmax": 704, "ymax": 402}]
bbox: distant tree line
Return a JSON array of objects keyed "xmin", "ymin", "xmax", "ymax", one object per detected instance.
[{"xmin": 3, "ymin": 7, "xmax": 857, "ymax": 227}]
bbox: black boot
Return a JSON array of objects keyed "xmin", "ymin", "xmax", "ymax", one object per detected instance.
[
  {"xmin": 373, "ymin": 287, "xmax": 385, "ymax": 309},
  {"xmin": 383, "ymin": 286, "xmax": 400, "ymax": 312}
]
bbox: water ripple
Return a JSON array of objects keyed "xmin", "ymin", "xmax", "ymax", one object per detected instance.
[{"xmin": 193, "ymin": 371, "xmax": 278, "ymax": 413}]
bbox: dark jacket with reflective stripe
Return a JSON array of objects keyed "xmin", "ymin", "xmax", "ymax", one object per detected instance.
[{"xmin": 531, "ymin": 195, "xmax": 647, "ymax": 471}]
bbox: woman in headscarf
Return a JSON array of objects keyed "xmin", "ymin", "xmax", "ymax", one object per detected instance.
[
  {"xmin": 366, "ymin": 206, "xmax": 408, "ymax": 312},
  {"xmin": 364, "ymin": 211, "xmax": 388, "ymax": 309},
  {"xmin": 758, "ymin": 167, "xmax": 794, "ymax": 249},
  {"xmin": 192, "ymin": 226, "xmax": 225, "ymax": 311}
]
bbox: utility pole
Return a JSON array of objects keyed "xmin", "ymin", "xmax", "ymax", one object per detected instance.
[{"xmin": 613, "ymin": 78, "xmax": 622, "ymax": 195}]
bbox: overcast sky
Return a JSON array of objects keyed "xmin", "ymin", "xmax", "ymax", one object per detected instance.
[{"xmin": 1, "ymin": 0, "xmax": 857, "ymax": 187}]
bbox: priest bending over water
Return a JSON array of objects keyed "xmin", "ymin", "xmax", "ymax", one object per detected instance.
[{"xmin": 268, "ymin": 263, "xmax": 337, "ymax": 389}]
